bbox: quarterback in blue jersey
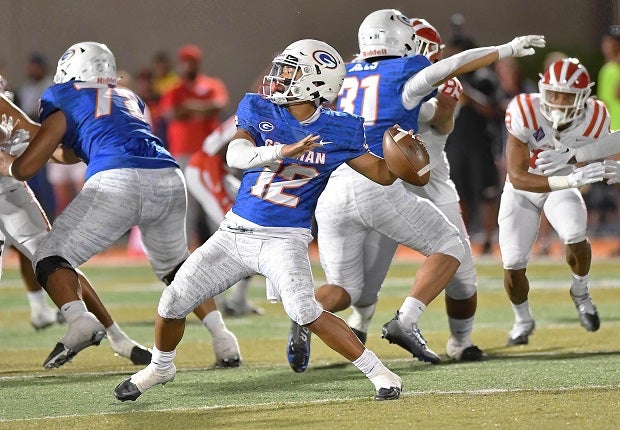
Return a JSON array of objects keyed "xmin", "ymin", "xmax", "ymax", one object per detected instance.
[
  {"xmin": 287, "ymin": 9, "xmax": 546, "ymax": 370},
  {"xmin": 115, "ymin": 39, "xmax": 404, "ymax": 402},
  {"xmin": 0, "ymin": 42, "xmax": 241, "ymax": 370}
]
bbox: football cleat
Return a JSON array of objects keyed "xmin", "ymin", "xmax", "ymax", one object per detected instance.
[
  {"xmin": 370, "ymin": 370, "xmax": 402, "ymax": 401},
  {"xmin": 43, "ymin": 312, "xmax": 106, "ymax": 369},
  {"xmin": 351, "ymin": 327, "xmax": 367, "ymax": 345},
  {"xmin": 31, "ymin": 306, "xmax": 60, "ymax": 331},
  {"xmin": 287, "ymin": 320, "xmax": 311, "ymax": 373},
  {"xmin": 570, "ymin": 292, "xmax": 600, "ymax": 332},
  {"xmin": 507, "ymin": 320, "xmax": 535, "ymax": 346},
  {"xmin": 446, "ymin": 337, "xmax": 488, "ymax": 361},
  {"xmin": 114, "ymin": 363, "xmax": 176, "ymax": 402},
  {"xmin": 221, "ymin": 300, "xmax": 265, "ymax": 317},
  {"xmin": 109, "ymin": 336, "xmax": 152, "ymax": 365},
  {"xmin": 212, "ymin": 329, "xmax": 242, "ymax": 368},
  {"xmin": 381, "ymin": 311, "xmax": 441, "ymax": 364}
]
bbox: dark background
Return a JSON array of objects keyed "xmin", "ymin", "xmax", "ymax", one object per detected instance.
[{"xmin": 0, "ymin": 0, "xmax": 617, "ymax": 116}]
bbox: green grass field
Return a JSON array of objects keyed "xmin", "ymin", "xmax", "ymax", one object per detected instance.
[{"xmin": 1, "ymin": 256, "xmax": 619, "ymax": 429}]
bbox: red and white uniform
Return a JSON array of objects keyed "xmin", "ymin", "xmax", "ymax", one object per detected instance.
[
  {"xmin": 184, "ymin": 116, "xmax": 239, "ymax": 233},
  {"xmin": 499, "ymin": 94, "xmax": 611, "ymax": 269}
]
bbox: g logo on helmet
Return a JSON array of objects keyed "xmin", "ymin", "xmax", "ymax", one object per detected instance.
[
  {"xmin": 59, "ymin": 49, "xmax": 75, "ymax": 64},
  {"xmin": 313, "ymin": 51, "xmax": 338, "ymax": 69}
]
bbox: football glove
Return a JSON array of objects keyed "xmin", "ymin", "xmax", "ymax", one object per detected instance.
[
  {"xmin": 0, "ymin": 114, "xmax": 30, "ymax": 156},
  {"xmin": 535, "ymin": 146, "xmax": 576, "ymax": 174},
  {"xmin": 567, "ymin": 162, "xmax": 605, "ymax": 188},
  {"xmin": 603, "ymin": 159, "xmax": 620, "ymax": 184},
  {"xmin": 498, "ymin": 35, "xmax": 546, "ymax": 58}
]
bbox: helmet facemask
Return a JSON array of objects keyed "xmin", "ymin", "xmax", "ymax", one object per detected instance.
[
  {"xmin": 260, "ymin": 39, "xmax": 345, "ymax": 106},
  {"xmin": 411, "ymin": 18, "xmax": 444, "ymax": 62},
  {"xmin": 538, "ymin": 58, "xmax": 593, "ymax": 129}
]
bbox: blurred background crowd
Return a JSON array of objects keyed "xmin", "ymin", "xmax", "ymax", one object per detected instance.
[{"xmin": 0, "ymin": 0, "xmax": 618, "ymax": 257}]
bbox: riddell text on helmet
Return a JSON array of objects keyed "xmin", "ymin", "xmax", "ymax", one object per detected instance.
[{"xmin": 362, "ymin": 48, "xmax": 388, "ymax": 57}]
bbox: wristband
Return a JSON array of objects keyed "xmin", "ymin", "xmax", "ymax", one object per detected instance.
[
  {"xmin": 547, "ymin": 175, "xmax": 570, "ymax": 191},
  {"xmin": 496, "ymin": 44, "xmax": 513, "ymax": 59}
]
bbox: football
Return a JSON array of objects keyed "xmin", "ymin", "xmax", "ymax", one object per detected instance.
[{"xmin": 382, "ymin": 125, "xmax": 431, "ymax": 186}]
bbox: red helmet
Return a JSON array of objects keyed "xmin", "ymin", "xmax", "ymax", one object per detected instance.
[
  {"xmin": 410, "ymin": 18, "xmax": 444, "ymax": 62},
  {"xmin": 538, "ymin": 58, "xmax": 593, "ymax": 128}
]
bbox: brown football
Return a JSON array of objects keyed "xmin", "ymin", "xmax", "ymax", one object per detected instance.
[{"xmin": 382, "ymin": 125, "xmax": 430, "ymax": 186}]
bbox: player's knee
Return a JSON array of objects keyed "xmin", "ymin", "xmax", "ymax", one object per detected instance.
[
  {"xmin": 34, "ymin": 255, "xmax": 76, "ymax": 289},
  {"xmin": 445, "ymin": 277, "xmax": 477, "ymax": 300},
  {"xmin": 503, "ymin": 258, "xmax": 528, "ymax": 271},
  {"xmin": 437, "ymin": 239, "xmax": 465, "ymax": 264},
  {"xmin": 562, "ymin": 232, "xmax": 587, "ymax": 245},
  {"xmin": 158, "ymin": 284, "xmax": 190, "ymax": 319},
  {"xmin": 283, "ymin": 298, "xmax": 322, "ymax": 326}
]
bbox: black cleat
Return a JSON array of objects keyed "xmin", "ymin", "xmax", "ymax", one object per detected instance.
[
  {"xmin": 570, "ymin": 292, "xmax": 600, "ymax": 332},
  {"xmin": 129, "ymin": 345, "xmax": 152, "ymax": 365},
  {"xmin": 374, "ymin": 386, "xmax": 402, "ymax": 401},
  {"xmin": 351, "ymin": 327, "xmax": 367, "ymax": 345},
  {"xmin": 114, "ymin": 378, "xmax": 142, "ymax": 402},
  {"xmin": 287, "ymin": 320, "xmax": 311, "ymax": 373},
  {"xmin": 507, "ymin": 320, "xmax": 535, "ymax": 346},
  {"xmin": 381, "ymin": 311, "xmax": 441, "ymax": 364}
]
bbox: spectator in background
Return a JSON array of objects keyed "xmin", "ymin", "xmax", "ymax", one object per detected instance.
[
  {"xmin": 444, "ymin": 36, "xmax": 503, "ymax": 255},
  {"xmin": 599, "ymin": 26, "xmax": 620, "ymax": 131},
  {"xmin": 152, "ymin": 51, "xmax": 179, "ymax": 97},
  {"xmin": 15, "ymin": 53, "xmax": 56, "ymax": 220},
  {"xmin": 160, "ymin": 44, "xmax": 229, "ymax": 249},
  {"xmin": 598, "ymin": 26, "xmax": 620, "ymax": 253}
]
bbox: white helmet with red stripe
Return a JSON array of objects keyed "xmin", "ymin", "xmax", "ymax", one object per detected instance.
[
  {"xmin": 410, "ymin": 18, "xmax": 445, "ymax": 62},
  {"xmin": 538, "ymin": 58, "xmax": 593, "ymax": 128}
]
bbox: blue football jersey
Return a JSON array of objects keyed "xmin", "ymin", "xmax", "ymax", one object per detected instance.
[
  {"xmin": 232, "ymin": 93, "xmax": 369, "ymax": 229},
  {"xmin": 39, "ymin": 81, "xmax": 178, "ymax": 180},
  {"xmin": 336, "ymin": 55, "xmax": 435, "ymax": 157}
]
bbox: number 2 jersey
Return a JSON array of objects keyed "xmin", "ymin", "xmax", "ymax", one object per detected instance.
[
  {"xmin": 232, "ymin": 93, "xmax": 370, "ymax": 229},
  {"xmin": 39, "ymin": 81, "xmax": 178, "ymax": 180},
  {"xmin": 336, "ymin": 55, "xmax": 434, "ymax": 156}
]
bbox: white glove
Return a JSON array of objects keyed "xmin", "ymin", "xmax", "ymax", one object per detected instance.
[
  {"xmin": 0, "ymin": 114, "xmax": 30, "ymax": 156},
  {"xmin": 497, "ymin": 35, "xmax": 546, "ymax": 59},
  {"xmin": 603, "ymin": 159, "xmax": 620, "ymax": 184},
  {"xmin": 567, "ymin": 162, "xmax": 605, "ymax": 187},
  {"xmin": 535, "ymin": 146, "xmax": 576, "ymax": 174}
]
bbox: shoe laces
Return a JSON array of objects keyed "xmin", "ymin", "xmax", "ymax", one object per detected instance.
[{"xmin": 403, "ymin": 322, "xmax": 428, "ymax": 347}]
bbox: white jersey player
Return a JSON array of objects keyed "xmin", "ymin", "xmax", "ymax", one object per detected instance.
[
  {"xmin": 500, "ymin": 57, "xmax": 608, "ymax": 345},
  {"xmin": 345, "ymin": 18, "xmax": 484, "ymax": 362}
]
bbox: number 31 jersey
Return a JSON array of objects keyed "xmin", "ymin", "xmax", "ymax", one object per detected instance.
[
  {"xmin": 39, "ymin": 81, "xmax": 177, "ymax": 180},
  {"xmin": 232, "ymin": 93, "xmax": 369, "ymax": 229}
]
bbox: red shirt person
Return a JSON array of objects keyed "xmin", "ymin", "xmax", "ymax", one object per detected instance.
[{"xmin": 160, "ymin": 44, "xmax": 229, "ymax": 163}]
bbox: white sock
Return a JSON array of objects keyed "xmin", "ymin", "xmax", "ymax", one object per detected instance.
[
  {"xmin": 27, "ymin": 290, "xmax": 48, "ymax": 312},
  {"xmin": 105, "ymin": 322, "xmax": 131, "ymax": 344},
  {"xmin": 511, "ymin": 300, "xmax": 533, "ymax": 323},
  {"xmin": 398, "ymin": 297, "xmax": 426, "ymax": 325},
  {"xmin": 348, "ymin": 303, "xmax": 377, "ymax": 333},
  {"xmin": 570, "ymin": 273, "xmax": 589, "ymax": 297},
  {"xmin": 60, "ymin": 300, "xmax": 87, "ymax": 324},
  {"xmin": 352, "ymin": 348, "xmax": 382, "ymax": 377},
  {"xmin": 151, "ymin": 345, "xmax": 176, "ymax": 369},
  {"xmin": 203, "ymin": 310, "xmax": 226, "ymax": 335},
  {"xmin": 448, "ymin": 316, "xmax": 474, "ymax": 345}
]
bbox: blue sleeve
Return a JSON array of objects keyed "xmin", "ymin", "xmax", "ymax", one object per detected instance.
[
  {"xmin": 38, "ymin": 87, "xmax": 60, "ymax": 122},
  {"xmin": 234, "ymin": 94, "xmax": 259, "ymax": 140}
]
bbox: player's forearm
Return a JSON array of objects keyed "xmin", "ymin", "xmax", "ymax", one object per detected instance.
[
  {"xmin": 226, "ymin": 138, "xmax": 282, "ymax": 169},
  {"xmin": 402, "ymin": 47, "xmax": 498, "ymax": 108},
  {"xmin": 574, "ymin": 130, "xmax": 620, "ymax": 162}
]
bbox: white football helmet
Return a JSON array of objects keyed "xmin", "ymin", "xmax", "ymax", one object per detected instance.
[
  {"xmin": 357, "ymin": 9, "xmax": 416, "ymax": 60},
  {"xmin": 53, "ymin": 41, "xmax": 117, "ymax": 85},
  {"xmin": 260, "ymin": 39, "xmax": 345, "ymax": 106},
  {"xmin": 410, "ymin": 18, "xmax": 445, "ymax": 63},
  {"xmin": 538, "ymin": 58, "xmax": 593, "ymax": 128}
]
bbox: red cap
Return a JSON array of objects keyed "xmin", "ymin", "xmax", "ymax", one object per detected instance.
[{"xmin": 177, "ymin": 44, "xmax": 202, "ymax": 62}]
